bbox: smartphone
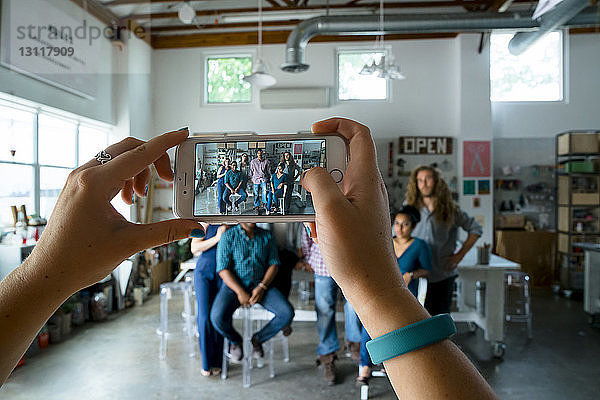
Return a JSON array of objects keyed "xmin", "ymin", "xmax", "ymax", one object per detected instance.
[{"xmin": 173, "ymin": 132, "xmax": 348, "ymax": 222}]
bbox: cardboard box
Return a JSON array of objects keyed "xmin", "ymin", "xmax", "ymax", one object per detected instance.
[
  {"xmin": 558, "ymin": 233, "xmax": 570, "ymax": 253},
  {"xmin": 558, "ymin": 176, "xmax": 600, "ymax": 205},
  {"xmin": 558, "ymin": 207, "xmax": 570, "ymax": 232},
  {"xmin": 572, "ymin": 192, "xmax": 600, "ymax": 205},
  {"xmin": 557, "ymin": 133, "xmax": 599, "ymax": 155},
  {"xmin": 558, "ymin": 176, "xmax": 569, "ymax": 204},
  {"xmin": 495, "ymin": 214, "xmax": 525, "ymax": 229},
  {"xmin": 495, "ymin": 230, "xmax": 556, "ymax": 287}
]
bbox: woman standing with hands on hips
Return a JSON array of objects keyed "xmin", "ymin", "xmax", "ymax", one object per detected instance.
[
  {"xmin": 191, "ymin": 224, "xmax": 229, "ymax": 376},
  {"xmin": 0, "ymin": 121, "xmax": 497, "ymax": 400}
]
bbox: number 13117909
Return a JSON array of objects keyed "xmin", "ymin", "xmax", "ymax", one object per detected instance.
[{"xmin": 19, "ymin": 47, "xmax": 74, "ymax": 57}]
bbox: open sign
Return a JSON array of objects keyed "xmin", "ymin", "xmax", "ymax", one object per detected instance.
[{"xmin": 399, "ymin": 137, "xmax": 453, "ymax": 155}]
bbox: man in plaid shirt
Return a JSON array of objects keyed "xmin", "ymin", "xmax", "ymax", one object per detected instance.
[
  {"xmin": 300, "ymin": 228, "xmax": 362, "ymax": 385},
  {"xmin": 211, "ymin": 223, "xmax": 294, "ymax": 362}
]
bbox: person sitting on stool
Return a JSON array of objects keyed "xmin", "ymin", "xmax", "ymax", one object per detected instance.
[
  {"xmin": 223, "ymin": 161, "xmax": 248, "ymax": 212},
  {"xmin": 210, "ymin": 223, "xmax": 294, "ymax": 362}
]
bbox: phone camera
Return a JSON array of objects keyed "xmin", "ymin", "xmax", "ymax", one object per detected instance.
[{"xmin": 183, "ymin": 190, "xmax": 187, "ymax": 195}]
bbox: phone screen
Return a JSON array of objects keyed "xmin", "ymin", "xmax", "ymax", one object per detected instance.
[{"xmin": 193, "ymin": 139, "xmax": 326, "ymax": 216}]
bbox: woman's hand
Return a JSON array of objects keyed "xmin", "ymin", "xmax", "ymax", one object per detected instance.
[
  {"xmin": 402, "ymin": 272, "xmax": 412, "ymax": 285},
  {"xmin": 31, "ymin": 128, "xmax": 205, "ymax": 293},
  {"xmin": 216, "ymin": 224, "xmax": 228, "ymax": 239},
  {"xmin": 301, "ymin": 118, "xmax": 427, "ymax": 338}
]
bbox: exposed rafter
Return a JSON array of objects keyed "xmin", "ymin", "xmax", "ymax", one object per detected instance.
[
  {"xmin": 151, "ymin": 30, "xmax": 457, "ymax": 48},
  {"xmin": 125, "ymin": 1, "xmax": 497, "ymax": 20}
]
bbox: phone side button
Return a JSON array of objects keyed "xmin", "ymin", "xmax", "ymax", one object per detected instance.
[{"xmin": 329, "ymin": 169, "xmax": 343, "ymax": 183}]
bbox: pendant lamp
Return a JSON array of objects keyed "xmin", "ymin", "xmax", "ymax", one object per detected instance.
[{"xmin": 243, "ymin": 0, "xmax": 277, "ymax": 88}]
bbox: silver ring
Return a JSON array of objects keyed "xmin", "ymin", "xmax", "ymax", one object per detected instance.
[{"xmin": 95, "ymin": 150, "xmax": 112, "ymax": 165}]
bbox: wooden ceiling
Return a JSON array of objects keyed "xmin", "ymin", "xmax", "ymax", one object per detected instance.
[{"xmin": 71, "ymin": 0, "xmax": 596, "ymax": 49}]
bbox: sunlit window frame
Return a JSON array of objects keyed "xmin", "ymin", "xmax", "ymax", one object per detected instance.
[
  {"xmin": 336, "ymin": 47, "xmax": 391, "ymax": 103},
  {"xmin": 203, "ymin": 53, "xmax": 255, "ymax": 106},
  {"xmin": 490, "ymin": 29, "xmax": 567, "ymax": 103},
  {"xmin": 0, "ymin": 94, "xmax": 113, "ymax": 225}
]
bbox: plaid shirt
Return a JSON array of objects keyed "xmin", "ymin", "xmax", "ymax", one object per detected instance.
[
  {"xmin": 216, "ymin": 225, "xmax": 280, "ymax": 290},
  {"xmin": 301, "ymin": 228, "xmax": 329, "ymax": 277}
]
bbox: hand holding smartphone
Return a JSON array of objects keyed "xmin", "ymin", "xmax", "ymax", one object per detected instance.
[{"xmin": 173, "ymin": 131, "xmax": 348, "ymax": 222}]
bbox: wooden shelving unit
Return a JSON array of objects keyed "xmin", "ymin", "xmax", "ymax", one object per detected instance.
[{"xmin": 556, "ymin": 131, "xmax": 600, "ymax": 293}]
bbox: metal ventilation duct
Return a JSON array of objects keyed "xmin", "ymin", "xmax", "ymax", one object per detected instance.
[
  {"xmin": 508, "ymin": 0, "xmax": 591, "ymax": 55},
  {"xmin": 281, "ymin": 8, "xmax": 598, "ymax": 72}
]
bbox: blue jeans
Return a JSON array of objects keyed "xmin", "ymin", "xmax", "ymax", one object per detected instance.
[
  {"xmin": 210, "ymin": 285, "xmax": 294, "ymax": 345},
  {"xmin": 360, "ymin": 326, "xmax": 373, "ymax": 368},
  {"xmin": 216, "ymin": 180, "xmax": 226, "ymax": 213},
  {"xmin": 314, "ymin": 275, "xmax": 363, "ymax": 355},
  {"xmin": 253, "ymin": 181, "xmax": 268, "ymax": 207},
  {"xmin": 223, "ymin": 187, "xmax": 248, "ymax": 207},
  {"xmin": 267, "ymin": 188, "xmax": 284, "ymax": 211},
  {"xmin": 194, "ymin": 270, "xmax": 224, "ymax": 371}
]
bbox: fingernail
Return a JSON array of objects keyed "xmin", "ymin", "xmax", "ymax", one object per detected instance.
[
  {"xmin": 190, "ymin": 228, "xmax": 205, "ymax": 238},
  {"xmin": 177, "ymin": 127, "xmax": 189, "ymax": 131}
]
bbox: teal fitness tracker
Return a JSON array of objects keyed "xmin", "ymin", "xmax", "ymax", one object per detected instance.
[{"xmin": 366, "ymin": 313, "xmax": 456, "ymax": 364}]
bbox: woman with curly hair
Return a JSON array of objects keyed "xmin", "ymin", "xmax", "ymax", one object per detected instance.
[{"xmin": 405, "ymin": 165, "xmax": 482, "ymax": 315}]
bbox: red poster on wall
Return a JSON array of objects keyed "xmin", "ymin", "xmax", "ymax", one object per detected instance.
[{"xmin": 463, "ymin": 141, "xmax": 491, "ymax": 177}]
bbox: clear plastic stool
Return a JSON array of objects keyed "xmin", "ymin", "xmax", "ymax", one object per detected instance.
[
  {"xmin": 184, "ymin": 273, "xmax": 199, "ymax": 337},
  {"xmin": 157, "ymin": 281, "xmax": 196, "ymax": 360},
  {"xmin": 297, "ymin": 280, "xmax": 312, "ymax": 309},
  {"xmin": 505, "ymin": 271, "xmax": 533, "ymax": 339},
  {"xmin": 221, "ymin": 305, "xmax": 290, "ymax": 388},
  {"xmin": 228, "ymin": 193, "xmax": 246, "ymax": 214}
]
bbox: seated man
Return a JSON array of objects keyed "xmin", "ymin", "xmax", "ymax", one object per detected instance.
[
  {"xmin": 210, "ymin": 223, "xmax": 294, "ymax": 361},
  {"xmin": 223, "ymin": 161, "xmax": 248, "ymax": 212}
]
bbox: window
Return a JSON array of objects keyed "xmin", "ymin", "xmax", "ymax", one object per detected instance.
[
  {"xmin": 0, "ymin": 96, "xmax": 115, "ymax": 226},
  {"xmin": 338, "ymin": 50, "xmax": 388, "ymax": 101},
  {"xmin": 206, "ymin": 56, "xmax": 253, "ymax": 103},
  {"xmin": 490, "ymin": 31, "xmax": 563, "ymax": 102}
]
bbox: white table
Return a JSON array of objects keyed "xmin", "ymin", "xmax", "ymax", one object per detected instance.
[{"xmin": 451, "ymin": 250, "xmax": 520, "ymax": 358}]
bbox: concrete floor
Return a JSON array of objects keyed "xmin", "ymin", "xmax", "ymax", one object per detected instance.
[{"xmin": 1, "ymin": 288, "xmax": 599, "ymax": 400}]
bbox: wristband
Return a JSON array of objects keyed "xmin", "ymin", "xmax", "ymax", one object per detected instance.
[
  {"xmin": 258, "ymin": 282, "xmax": 268, "ymax": 291},
  {"xmin": 366, "ymin": 314, "xmax": 456, "ymax": 364}
]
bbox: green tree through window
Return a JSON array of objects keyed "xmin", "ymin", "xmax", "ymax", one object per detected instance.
[{"xmin": 207, "ymin": 57, "xmax": 253, "ymax": 103}]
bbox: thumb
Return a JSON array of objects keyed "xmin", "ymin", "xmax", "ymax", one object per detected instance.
[
  {"xmin": 125, "ymin": 219, "xmax": 205, "ymax": 251},
  {"xmin": 301, "ymin": 167, "xmax": 346, "ymax": 214}
]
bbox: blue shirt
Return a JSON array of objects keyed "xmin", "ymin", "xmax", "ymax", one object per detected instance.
[
  {"xmin": 216, "ymin": 225, "xmax": 280, "ymax": 290},
  {"xmin": 195, "ymin": 225, "xmax": 220, "ymax": 279},
  {"xmin": 271, "ymin": 172, "xmax": 288, "ymax": 191},
  {"xmin": 225, "ymin": 170, "xmax": 243, "ymax": 189},
  {"xmin": 397, "ymin": 238, "xmax": 432, "ymax": 297}
]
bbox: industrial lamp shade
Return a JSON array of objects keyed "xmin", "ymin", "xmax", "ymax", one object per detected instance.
[
  {"xmin": 178, "ymin": 2, "xmax": 196, "ymax": 24},
  {"xmin": 244, "ymin": 59, "xmax": 277, "ymax": 88}
]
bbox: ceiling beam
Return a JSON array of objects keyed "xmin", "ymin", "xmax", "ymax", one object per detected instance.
[
  {"xmin": 151, "ymin": 20, "xmax": 302, "ymax": 32},
  {"xmin": 151, "ymin": 29, "xmax": 457, "ymax": 49},
  {"xmin": 569, "ymin": 26, "xmax": 600, "ymax": 34},
  {"xmin": 126, "ymin": 1, "xmax": 497, "ymax": 20}
]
